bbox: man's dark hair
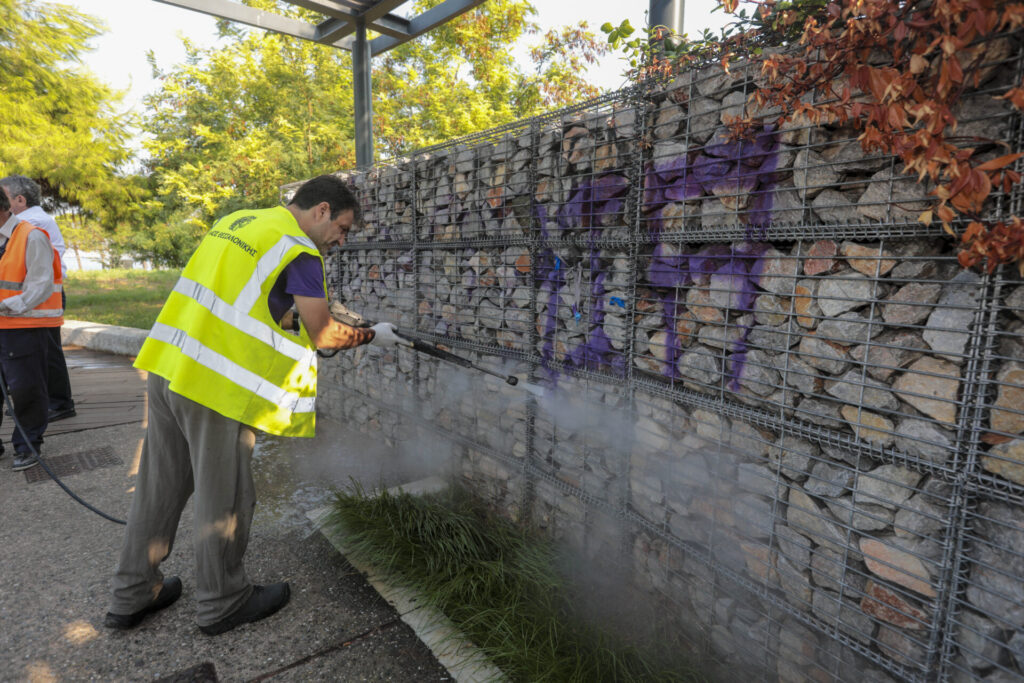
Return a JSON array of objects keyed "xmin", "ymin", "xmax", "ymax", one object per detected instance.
[
  {"xmin": 0, "ymin": 187, "xmax": 9, "ymax": 213},
  {"xmin": 287, "ymin": 175, "xmax": 361, "ymax": 223},
  {"xmin": 0, "ymin": 175, "xmax": 42, "ymax": 208}
]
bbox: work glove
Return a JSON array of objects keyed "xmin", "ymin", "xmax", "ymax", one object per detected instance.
[{"xmin": 370, "ymin": 321, "xmax": 400, "ymax": 347}]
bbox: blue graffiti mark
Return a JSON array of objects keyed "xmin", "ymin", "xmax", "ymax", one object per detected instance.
[{"xmin": 535, "ymin": 174, "xmax": 630, "ymax": 378}]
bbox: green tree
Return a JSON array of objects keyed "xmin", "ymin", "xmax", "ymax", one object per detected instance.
[
  {"xmin": 0, "ymin": 0, "xmax": 134, "ymax": 213},
  {"xmin": 373, "ymin": 0, "xmax": 609, "ymax": 155},
  {"xmin": 137, "ymin": 0, "xmax": 609, "ymax": 262}
]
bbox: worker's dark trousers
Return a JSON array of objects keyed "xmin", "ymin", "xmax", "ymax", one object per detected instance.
[
  {"xmin": 0, "ymin": 327, "xmax": 50, "ymax": 455},
  {"xmin": 109, "ymin": 373, "xmax": 257, "ymax": 626},
  {"xmin": 47, "ymin": 292, "xmax": 74, "ymax": 413}
]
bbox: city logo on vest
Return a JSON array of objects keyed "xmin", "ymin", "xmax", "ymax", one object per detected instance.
[{"xmin": 228, "ymin": 216, "xmax": 257, "ymax": 232}]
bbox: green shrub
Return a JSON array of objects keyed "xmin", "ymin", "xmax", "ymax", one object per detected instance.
[{"xmin": 325, "ymin": 484, "xmax": 704, "ymax": 683}]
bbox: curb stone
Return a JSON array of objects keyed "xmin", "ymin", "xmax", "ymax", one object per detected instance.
[{"xmin": 62, "ymin": 319, "xmax": 148, "ymax": 356}]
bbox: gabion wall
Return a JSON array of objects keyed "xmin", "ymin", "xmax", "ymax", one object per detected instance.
[{"xmin": 287, "ymin": 36, "xmax": 1024, "ymax": 682}]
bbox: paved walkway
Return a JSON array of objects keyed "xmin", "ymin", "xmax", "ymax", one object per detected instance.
[{"xmin": 0, "ymin": 345, "xmax": 453, "ymax": 682}]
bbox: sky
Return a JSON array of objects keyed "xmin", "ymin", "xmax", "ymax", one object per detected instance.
[{"xmin": 64, "ymin": 0, "xmax": 733, "ymax": 120}]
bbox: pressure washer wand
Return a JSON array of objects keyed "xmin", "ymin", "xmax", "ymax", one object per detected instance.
[
  {"xmin": 393, "ymin": 332, "xmax": 518, "ymax": 386},
  {"xmin": 326, "ymin": 302, "xmax": 518, "ymax": 386}
]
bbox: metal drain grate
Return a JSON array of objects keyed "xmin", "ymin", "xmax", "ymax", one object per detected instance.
[{"xmin": 24, "ymin": 445, "xmax": 123, "ymax": 484}]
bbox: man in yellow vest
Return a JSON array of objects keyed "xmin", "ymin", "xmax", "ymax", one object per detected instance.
[
  {"xmin": 105, "ymin": 175, "xmax": 400, "ymax": 635},
  {"xmin": 0, "ymin": 184, "xmax": 63, "ymax": 472}
]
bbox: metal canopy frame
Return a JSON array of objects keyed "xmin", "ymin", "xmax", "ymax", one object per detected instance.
[{"xmin": 154, "ymin": 0, "xmax": 487, "ymax": 167}]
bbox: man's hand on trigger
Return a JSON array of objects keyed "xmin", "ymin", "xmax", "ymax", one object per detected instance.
[
  {"xmin": 296, "ymin": 295, "xmax": 374, "ymax": 350},
  {"xmin": 370, "ymin": 322, "xmax": 400, "ymax": 347}
]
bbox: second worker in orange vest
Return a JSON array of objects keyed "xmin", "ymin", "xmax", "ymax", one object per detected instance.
[{"xmin": 0, "ymin": 184, "xmax": 63, "ymax": 472}]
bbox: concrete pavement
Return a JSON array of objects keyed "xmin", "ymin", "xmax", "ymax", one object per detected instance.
[{"xmin": 0, "ymin": 322, "xmax": 455, "ymax": 682}]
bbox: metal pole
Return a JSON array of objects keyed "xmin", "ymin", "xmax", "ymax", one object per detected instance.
[
  {"xmin": 649, "ymin": 0, "xmax": 684, "ymax": 34},
  {"xmin": 352, "ymin": 18, "xmax": 373, "ymax": 169}
]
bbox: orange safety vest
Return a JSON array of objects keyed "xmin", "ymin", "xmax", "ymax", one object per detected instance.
[{"xmin": 0, "ymin": 221, "xmax": 63, "ymax": 328}]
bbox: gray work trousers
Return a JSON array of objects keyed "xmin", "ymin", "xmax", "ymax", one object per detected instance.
[{"xmin": 109, "ymin": 373, "xmax": 257, "ymax": 626}]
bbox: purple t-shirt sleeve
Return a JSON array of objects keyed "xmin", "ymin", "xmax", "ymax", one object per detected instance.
[
  {"xmin": 267, "ymin": 253, "xmax": 325, "ymax": 322},
  {"xmin": 283, "ymin": 253, "xmax": 326, "ymax": 297}
]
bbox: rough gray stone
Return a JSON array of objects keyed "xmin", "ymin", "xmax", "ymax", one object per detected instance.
[
  {"xmin": 877, "ymin": 623, "xmax": 928, "ymax": 668},
  {"xmin": 817, "ymin": 271, "xmax": 874, "ymax": 317},
  {"xmin": 734, "ymin": 494, "xmax": 774, "ymax": 539},
  {"xmin": 966, "ymin": 501, "xmax": 1024, "ymax": 626},
  {"xmin": 826, "ymin": 370, "xmax": 900, "ymax": 411},
  {"xmin": 813, "ymin": 189, "xmax": 864, "ymax": 224},
  {"xmin": 729, "ymin": 419, "xmax": 773, "ymax": 458},
  {"xmin": 893, "ymin": 418, "xmax": 955, "ymax": 466},
  {"xmin": 849, "ymin": 330, "xmax": 924, "ymax": 382},
  {"xmin": 764, "ymin": 186, "xmax": 807, "ymax": 227},
  {"xmin": 1008, "ymin": 631, "xmax": 1024, "ymax": 672},
  {"xmin": 758, "ymin": 247, "xmax": 800, "ymax": 295},
  {"xmin": 811, "ymin": 589, "xmax": 875, "ymax": 644},
  {"xmin": 955, "ymin": 610, "xmax": 1005, "ymax": 671},
  {"xmin": 991, "ymin": 361, "xmax": 1024, "ymax": 435},
  {"xmin": 811, "ymin": 546, "xmax": 862, "ymax": 593},
  {"xmin": 895, "ymin": 491, "xmax": 947, "ymax": 541},
  {"xmin": 796, "ymin": 397, "xmax": 845, "ymax": 429},
  {"xmin": 753, "ymin": 293, "xmax": 790, "ymax": 327},
  {"xmin": 777, "ymin": 556, "xmax": 813, "ymax": 605},
  {"xmin": 688, "ymin": 96, "xmax": 722, "ymax": 143},
  {"xmin": 738, "ymin": 463, "xmax": 779, "ymax": 498},
  {"xmin": 731, "ymin": 348, "xmax": 782, "ymax": 397},
  {"xmin": 1006, "ymin": 285, "xmax": 1024, "ymax": 319},
  {"xmin": 824, "ymin": 139, "xmax": 891, "ymax": 174},
  {"xmin": 854, "ymin": 464, "xmax": 923, "ymax": 510},
  {"xmin": 677, "ymin": 345, "xmax": 721, "ymax": 386},
  {"xmin": 747, "ymin": 325, "xmax": 797, "ymax": 354},
  {"xmin": 770, "ymin": 435, "xmax": 819, "ymax": 481},
  {"xmin": 883, "ymin": 282, "xmax": 942, "ymax": 325},
  {"xmin": 858, "ymin": 170, "xmax": 932, "ymax": 221},
  {"xmin": 825, "ymin": 496, "xmax": 894, "ymax": 531},
  {"xmin": 775, "ymin": 522, "xmax": 812, "ymax": 567},
  {"xmin": 798, "ymin": 334, "xmax": 851, "ymax": 374},
  {"xmin": 793, "ymin": 148, "xmax": 839, "ymax": 198},
  {"xmin": 698, "ymin": 320, "xmax": 749, "ymax": 350},
  {"xmin": 817, "ymin": 312, "xmax": 881, "ymax": 346},
  {"xmin": 893, "ymin": 356, "xmax": 962, "ymax": 426},
  {"xmin": 923, "ymin": 270, "xmax": 983, "ymax": 362},
  {"xmin": 788, "ymin": 488, "xmax": 852, "ymax": 555},
  {"xmin": 693, "ymin": 408, "xmax": 729, "ymax": 441},
  {"xmin": 805, "ymin": 460, "xmax": 854, "ymax": 498},
  {"xmin": 783, "ymin": 356, "xmax": 822, "ymax": 396},
  {"xmin": 653, "ymin": 102, "xmax": 687, "ymax": 140}
]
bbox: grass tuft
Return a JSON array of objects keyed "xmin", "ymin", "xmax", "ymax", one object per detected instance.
[
  {"xmin": 65, "ymin": 269, "xmax": 179, "ymax": 329},
  {"xmin": 324, "ymin": 483, "xmax": 705, "ymax": 683}
]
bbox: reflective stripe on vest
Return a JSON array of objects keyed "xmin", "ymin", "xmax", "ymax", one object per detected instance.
[
  {"xmin": 0, "ymin": 221, "xmax": 63, "ymax": 329},
  {"xmin": 173, "ymin": 277, "xmax": 315, "ymax": 367},
  {"xmin": 235, "ymin": 234, "xmax": 317, "ymax": 313},
  {"xmin": 134, "ymin": 206, "xmax": 324, "ymax": 437},
  {"xmin": 149, "ymin": 322, "xmax": 315, "ymax": 414}
]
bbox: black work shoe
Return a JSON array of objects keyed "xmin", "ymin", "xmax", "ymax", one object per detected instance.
[
  {"xmin": 104, "ymin": 577, "xmax": 183, "ymax": 630},
  {"xmin": 12, "ymin": 453, "xmax": 38, "ymax": 471},
  {"xmin": 199, "ymin": 582, "xmax": 291, "ymax": 636},
  {"xmin": 48, "ymin": 407, "xmax": 77, "ymax": 422}
]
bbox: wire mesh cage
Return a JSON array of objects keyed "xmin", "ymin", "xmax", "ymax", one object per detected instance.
[{"xmin": 307, "ymin": 31, "xmax": 1024, "ymax": 683}]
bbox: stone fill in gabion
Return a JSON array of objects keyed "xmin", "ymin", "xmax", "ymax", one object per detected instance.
[{"xmin": 287, "ymin": 35, "xmax": 1024, "ymax": 683}]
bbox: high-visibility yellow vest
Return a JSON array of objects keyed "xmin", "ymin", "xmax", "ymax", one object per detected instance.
[
  {"xmin": 134, "ymin": 206, "xmax": 324, "ymax": 437},
  {"xmin": 0, "ymin": 221, "xmax": 63, "ymax": 328}
]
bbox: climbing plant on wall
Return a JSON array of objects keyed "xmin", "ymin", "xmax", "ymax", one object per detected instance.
[{"xmin": 604, "ymin": 0, "xmax": 1024, "ymax": 274}]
